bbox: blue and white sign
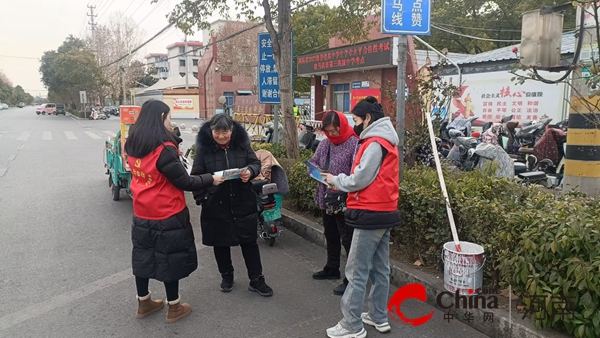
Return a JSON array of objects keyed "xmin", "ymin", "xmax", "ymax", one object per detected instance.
[
  {"xmin": 382, "ymin": 0, "xmax": 431, "ymax": 36},
  {"xmin": 352, "ymin": 81, "xmax": 362, "ymax": 89},
  {"xmin": 258, "ymin": 32, "xmax": 294, "ymax": 104}
]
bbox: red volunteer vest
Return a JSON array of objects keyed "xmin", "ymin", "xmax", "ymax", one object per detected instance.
[
  {"xmin": 346, "ymin": 137, "xmax": 399, "ymax": 212},
  {"xmin": 127, "ymin": 142, "xmax": 186, "ymax": 220}
]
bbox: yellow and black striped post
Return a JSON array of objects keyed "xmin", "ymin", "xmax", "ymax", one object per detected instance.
[{"xmin": 563, "ymin": 96, "xmax": 600, "ymax": 197}]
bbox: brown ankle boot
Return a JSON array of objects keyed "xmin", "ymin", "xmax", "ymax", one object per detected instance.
[
  {"xmin": 136, "ymin": 291, "xmax": 164, "ymax": 318},
  {"xmin": 166, "ymin": 296, "xmax": 192, "ymax": 323}
]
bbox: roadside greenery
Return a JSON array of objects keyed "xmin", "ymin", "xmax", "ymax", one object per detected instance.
[{"xmin": 251, "ymin": 141, "xmax": 600, "ymax": 338}]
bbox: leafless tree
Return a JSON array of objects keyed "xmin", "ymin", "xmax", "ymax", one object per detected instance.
[
  {"xmin": 214, "ymin": 21, "xmax": 264, "ymax": 92},
  {"xmin": 89, "ymin": 12, "xmax": 145, "ymax": 104}
]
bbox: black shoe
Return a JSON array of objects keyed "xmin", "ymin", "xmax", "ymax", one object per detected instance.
[
  {"xmin": 249, "ymin": 275, "xmax": 273, "ymax": 297},
  {"xmin": 312, "ymin": 267, "xmax": 341, "ymax": 280},
  {"xmin": 333, "ymin": 279, "xmax": 348, "ymax": 295},
  {"xmin": 220, "ymin": 271, "xmax": 234, "ymax": 292}
]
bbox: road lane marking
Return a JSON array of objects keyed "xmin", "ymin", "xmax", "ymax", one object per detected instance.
[
  {"xmin": 84, "ymin": 131, "xmax": 102, "ymax": 140},
  {"xmin": 103, "ymin": 131, "xmax": 116, "ymax": 137},
  {"xmin": 0, "ymin": 269, "xmax": 132, "ymax": 331},
  {"xmin": 64, "ymin": 131, "xmax": 77, "ymax": 140},
  {"xmin": 42, "ymin": 131, "xmax": 52, "ymax": 140},
  {"xmin": 0, "ymin": 168, "xmax": 6, "ymax": 177},
  {"xmin": 0, "ymin": 245, "xmax": 211, "ymax": 331},
  {"xmin": 15, "ymin": 132, "xmax": 29, "ymax": 141}
]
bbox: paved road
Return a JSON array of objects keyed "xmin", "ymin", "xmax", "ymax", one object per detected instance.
[{"xmin": 0, "ymin": 107, "xmax": 489, "ymax": 337}]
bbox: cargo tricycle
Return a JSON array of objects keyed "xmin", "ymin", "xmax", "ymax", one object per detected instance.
[{"xmin": 103, "ymin": 106, "xmax": 141, "ymax": 201}]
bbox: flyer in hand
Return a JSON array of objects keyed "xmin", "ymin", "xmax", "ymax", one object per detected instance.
[
  {"xmin": 214, "ymin": 168, "xmax": 246, "ymax": 180},
  {"xmin": 303, "ymin": 161, "xmax": 329, "ymax": 185}
]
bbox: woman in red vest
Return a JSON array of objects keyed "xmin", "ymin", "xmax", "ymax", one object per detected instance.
[
  {"xmin": 125, "ymin": 100, "xmax": 224, "ymax": 323},
  {"xmin": 324, "ymin": 97, "xmax": 400, "ymax": 338}
]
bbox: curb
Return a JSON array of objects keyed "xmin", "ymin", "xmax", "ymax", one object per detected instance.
[
  {"xmin": 67, "ymin": 113, "xmax": 82, "ymax": 120},
  {"xmin": 280, "ymin": 208, "xmax": 569, "ymax": 338}
]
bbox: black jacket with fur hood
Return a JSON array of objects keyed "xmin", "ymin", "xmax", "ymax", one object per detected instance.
[{"xmin": 190, "ymin": 119, "xmax": 261, "ymax": 246}]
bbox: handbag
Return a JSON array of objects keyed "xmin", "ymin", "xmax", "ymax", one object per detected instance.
[{"xmin": 323, "ymin": 144, "xmax": 347, "ymax": 215}]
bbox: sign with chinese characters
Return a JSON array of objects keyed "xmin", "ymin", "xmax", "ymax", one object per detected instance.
[
  {"xmin": 352, "ymin": 82, "xmax": 362, "ymax": 89},
  {"xmin": 382, "ymin": 0, "xmax": 431, "ymax": 35},
  {"xmin": 173, "ymin": 98, "xmax": 194, "ymax": 110},
  {"xmin": 257, "ymin": 32, "xmax": 293, "ymax": 104},
  {"xmin": 297, "ymin": 37, "xmax": 393, "ymax": 76},
  {"xmin": 351, "ymin": 88, "xmax": 381, "ymax": 109},
  {"xmin": 442, "ymin": 71, "xmax": 569, "ymax": 126},
  {"xmin": 233, "ymin": 95, "xmax": 268, "ymax": 115}
]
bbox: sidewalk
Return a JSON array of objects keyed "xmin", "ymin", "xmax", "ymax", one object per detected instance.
[
  {"xmin": 280, "ymin": 208, "xmax": 570, "ymax": 338},
  {"xmin": 0, "ymin": 198, "xmax": 491, "ymax": 338}
]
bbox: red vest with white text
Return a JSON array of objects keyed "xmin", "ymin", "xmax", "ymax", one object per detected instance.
[
  {"xmin": 127, "ymin": 142, "xmax": 185, "ymax": 220},
  {"xmin": 346, "ymin": 137, "xmax": 399, "ymax": 212}
]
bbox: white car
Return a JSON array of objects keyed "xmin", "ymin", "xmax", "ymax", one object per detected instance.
[{"xmin": 1, "ymin": 103, "xmax": 8, "ymax": 110}]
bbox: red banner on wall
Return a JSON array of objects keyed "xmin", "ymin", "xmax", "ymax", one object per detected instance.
[{"xmin": 350, "ymin": 88, "xmax": 381, "ymax": 110}]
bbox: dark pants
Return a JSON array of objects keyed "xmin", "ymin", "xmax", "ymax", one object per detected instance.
[
  {"xmin": 214, "ymin": 242, "xmax": 263, "ymax": 280},
  {"xmin": 323, "ymin": 210, "xmax": 354, "ymax": 270},
  {"xmin": 135, "ymin": 276, "xmax": 179, "ymax": 302}
]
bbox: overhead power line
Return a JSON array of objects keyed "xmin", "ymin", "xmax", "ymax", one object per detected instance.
[
  {"xmin": 432, "ymin": 25, "xmax": 521, "ymax": 43},
  {"xmin": 0, "ymin": 55, "xmax": 39, "ymax": 60},
  {"xmin": 103, "ymin": 0, "xmax": 319, "ymax": 70}
]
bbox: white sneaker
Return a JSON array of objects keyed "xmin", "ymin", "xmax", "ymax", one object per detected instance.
[
  {"xmin": 361, "ymin": 312, "xmax": 391, "ymax": 333},
  {"xmin": 326, "ymin": 323, "xmax": 367, "ymax": 338}
]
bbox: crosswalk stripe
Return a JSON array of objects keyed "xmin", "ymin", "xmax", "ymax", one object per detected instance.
[
  {"xmin": 84, "ymin": 131, "xmax": 102, "ymax": 140},
  {"xmin": 103, "ymin": 131, "xmax": 117, "ymax": 137},
  {"xmin": 42, "ymin": 131, "xmax": 52, "ymax": 140},
  {"xmin": 64, "ymin": 131, "xmax": 77, "ymax": 140}
]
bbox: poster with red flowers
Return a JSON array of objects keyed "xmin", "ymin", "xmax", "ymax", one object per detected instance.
[{"xmin": 443, "ymin": 71, "xmax": 569, "ymax": 126}]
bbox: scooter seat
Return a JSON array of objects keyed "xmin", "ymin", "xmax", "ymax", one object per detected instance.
[
  {"xmin": 456, "ymin": 136, "xmax": 479, "ymax": 148},
  {"xmin": 514, "ymin": 162, "xmax": 527, "ymax": 175},
  {"xmin": 519, "ymin": 147, "xmax": 534, "ymax": 154},
  {"xmin": 518, "ymin": 171, "xmax": 547, "ymax": 180},
  {"xmin": 252, "ymin": 180, "xmax": 270, "ymax": 192}
]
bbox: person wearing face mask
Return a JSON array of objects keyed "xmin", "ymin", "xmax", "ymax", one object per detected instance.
[
  {"xmin": 125, "ymin": 100, "xmax": 225, "ymax": 323},
  {"xmin": 191, "ymin": 114, "xmax": 274, "ymax": 297},
  {"xmin": 308, "ymin": 110, "xmax": 359, "ymax": 295},
  {"xmin": 324, "ymin": 96, "xmax": 401, "ymax": 338}
]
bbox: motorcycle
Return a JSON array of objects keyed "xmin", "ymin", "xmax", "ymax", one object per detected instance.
[
  {"xmin": 89, "ymin": 108, "xmax": 107, "ymax": 120},
  {"xmin": 298, "ymin": 122, "xmax": 320, "ymax": 152},
  {"xmin": 252, "ymin": 149, "xmax": 290, "ymax": 246}
]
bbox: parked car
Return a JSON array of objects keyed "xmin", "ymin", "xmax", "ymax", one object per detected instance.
[
  {"xmin": 36, "ymin": 103, "xmax": 56, "ymax": 115},
  {"xmin": 1, "ymin": 103, "xmax": 8, "ymax": 110},
  {"xmin": 18, "ymin": 102, "xmax": 25, "ymax": 108},
  {"xmin": 54, "ymin": 103, "xmax": 66, "ymax": 115}
]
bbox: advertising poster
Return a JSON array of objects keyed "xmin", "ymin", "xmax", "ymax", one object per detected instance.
[
  {"xmin": 443, "ymin": 71, "xmax": 569, "ymax": 126},
  {"xmin": 350, "ymin": 88, "xmax": 381, "ymax": 109},
  {"xmin": 173, "ymin": 98, "xmax": 194, "ymax": 110}
]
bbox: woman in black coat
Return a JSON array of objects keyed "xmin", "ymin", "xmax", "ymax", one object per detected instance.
[
  {"xmin": 191, "ymin": 113, "xmax": 273, "ymax": 297},
  {"xmin": 125, "ymin": 100, "xmax": 225, "ymax": 323}
]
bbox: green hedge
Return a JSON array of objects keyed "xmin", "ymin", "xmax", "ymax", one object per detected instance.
[{"xmin": 251, "ymin": 142, "xmax": 600, "ymax": 337}]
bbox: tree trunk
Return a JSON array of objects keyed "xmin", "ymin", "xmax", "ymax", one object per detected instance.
[{"xmin": 264, "ymin": 0, "xmax": 299, "ymax": 159}]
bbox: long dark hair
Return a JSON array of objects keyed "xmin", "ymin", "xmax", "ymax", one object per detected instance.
[{"xmin": 124, "ymin": 100, "xmax": 177, "ymax": 158}]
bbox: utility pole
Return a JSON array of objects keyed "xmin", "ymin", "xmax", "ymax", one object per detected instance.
[
  {"xmin": 396, "ymin": 35, "xmax": 408, "ymax": 182},
  {"xmin": 121, "ymin": 66, "xmax": 127, "ymax": 105},
  {"xmin": 88, "ymin": 5, "xmax": 98, "ymax": 106},
  {"xmin": 87, "ymin": 5, "xmax": 97, "ymax": 58},
  {"xmin": 184, "ymin": 35, "xmax": 189, "ymax": 89},
  {"xmin": 563, "ymin": 4, "xmax": 600, "ymax": 197}
]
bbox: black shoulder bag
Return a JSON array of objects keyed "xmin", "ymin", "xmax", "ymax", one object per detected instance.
[{"xmin": 323, "ymin": 145, "xmax": 348, "ymax": 215}]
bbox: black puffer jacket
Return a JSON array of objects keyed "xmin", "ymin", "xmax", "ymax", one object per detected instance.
[
  {"xmin": 132, "ymin": 144, "xmax": 213, "ymax": 282},
  {"xmin": 191, "ymin": 120, "xmax": 261, "ymax": 247}
]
